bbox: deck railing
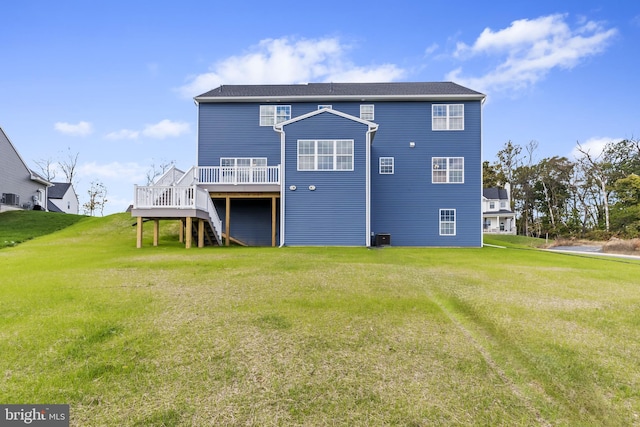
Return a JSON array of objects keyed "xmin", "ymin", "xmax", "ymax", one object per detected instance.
[
  {"xmin": 134, "ymin": 185, "xmax": 199, "ymax": 209},
  {"xmin": 133, "ymin": 185, "xmax": 223, "ymax": 244},
  {"xmin": 197, "ymin": 166, "xmax": 280, "ymax": 185}
]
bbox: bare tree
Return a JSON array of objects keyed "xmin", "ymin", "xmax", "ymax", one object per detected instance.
[
  {"xmin": 145, "ymin": 158, "xmax": 176, "ymax": 185},
  {"xmin": 34, "ymin": 157, "xmax": 57, "ymax": 182},
  {"xmin": 575, "ymin": 142, "xmax": 611, "ymax": 232},
  {"xmin": 59, "ymin": 147, "xmax": 80, "ymax": 185},
  {"xmin": 83, "ymin": 180, "xmax": 108, "ymax": 216}
]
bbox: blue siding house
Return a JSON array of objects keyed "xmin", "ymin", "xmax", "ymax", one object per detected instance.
[{"xmin": 133, "ymin": 82, "xmax": 486, "ymax": 247}]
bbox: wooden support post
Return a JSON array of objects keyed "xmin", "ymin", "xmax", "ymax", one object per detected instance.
[
  {"xmin": 271, "ymin": 196, "xmax": 277, "ymax": 247},
  {"xmin": 198, "ymin": 219, "xmax": 204, "ymax": 248},
  {"xmin": 136, "ymin": 217, "xmax": 143, "ymax": 248},
  {"xmin": 185, "ymin": 217, "xmax": 192, "ymax": 249},
  {"xmin": 153, "ymin": 219, "xmax": 159, "ymax": 247},
  {"xmin": 179, "ymin": 219, "xmax": 184, "ymax": 243},
  {"xmin": 225, "ymin": 196, "xmax": 231, "ymax": 247}
]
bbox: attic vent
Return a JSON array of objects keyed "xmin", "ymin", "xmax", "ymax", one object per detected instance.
[{"xmin": 2, "ymin": 193, "xmax": 19, "ymax": 205}]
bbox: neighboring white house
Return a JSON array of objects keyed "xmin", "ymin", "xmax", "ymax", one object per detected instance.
[
  {"xmin": 0, "ymin": 127, "xmax": 51, "ymax": 212},
  {"xmin": 47, "ymin": 182, "xmax": 79, "ymax": 214},
  {"xmin": 483, "ymin": 185, "xmax": 516, "ymax": 234}
]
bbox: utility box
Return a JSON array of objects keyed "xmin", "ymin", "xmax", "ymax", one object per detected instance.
[{"xmin": 375, "ymin": 233, "xmax": 391, "ymax": 246}]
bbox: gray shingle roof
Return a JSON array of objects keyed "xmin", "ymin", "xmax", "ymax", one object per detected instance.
[
  {"xmin": 48, "ymin": 182, "xmax": 72, "ymax": 199},
  {"xmin": 195, "ymin": 82, "xmax": 485, "ymax": 101},
  {"xmin": 483, "ymin": 187, "xmax": 509, "ymax": 200}
]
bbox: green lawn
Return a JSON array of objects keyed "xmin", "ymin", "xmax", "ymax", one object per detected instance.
[
  {"xmin": 1, "ymin": 213, "xmax": 639, "ymax": 426},
  {"xmin": 0, "ymin": 210, "xmax": 85, "ymax": 248}
]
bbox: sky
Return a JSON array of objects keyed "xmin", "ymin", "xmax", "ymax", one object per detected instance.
[{"xmin": 1, "ymin": 1, "xmax": 638, "ymax": 215}]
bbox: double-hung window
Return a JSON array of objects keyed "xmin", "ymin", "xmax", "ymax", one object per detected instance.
[
  {"xmin": 439, "ymin": 209, "xmax": 456, "ymax": 236},
  {"xmin": 298, "ymin": 140, "xmax": 354, "ymax": 171},
  {"xmin": 432, "ymin": 157, "xmax": 464, "ymax": 183},
  {"xmin": 432, "ymin": 104, "xmax": 464, "ymax": 130},
  {"xmin": 260, "ymin": 105, "xmax": 291, "ymax": 126},
  {"xmin": 379, "ymin": 157, "xmax": 394, "ymax": 174},
  {"xmin": 360, "ymin": 104, "xmax": 374, "ymax": 120}
]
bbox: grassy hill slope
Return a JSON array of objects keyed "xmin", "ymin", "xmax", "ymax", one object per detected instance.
[
  {"xmin": 0, "ymin": 210, "xmax": 85, "ymax": 248},
  {"xmin": 1, "ymin": 214, "xmax": 639, "ymax": 425}
]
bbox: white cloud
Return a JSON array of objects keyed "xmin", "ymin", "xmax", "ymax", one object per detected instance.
[
  {"xmin": 105, "ymin": 129, "xmax": 140, "ymax": 140},
  {"xmin": 54, "ymin": 121, "xmax": 93, "ymax": 137},
  {"xmin": 142, "ymin": 119, "xmax": 190, "ymax": 139},
  {"xmin": 571, "ymin": 137, "xmax": 623, "ymax": 160},
  {"xmin": 105, "ymin": 120, "xmax": 189, "ymax": 141},
  {"xmin": 177, "ymin": 36, "xmax": 406, "ymax": 98},
  {"xmin": 424, "ymin": 43, "xmax": 439, "ymax": 56},
  {"xmin": 447, "ymin": 14, "xmax": 617, "ymax": 94},
  {"xmin": 77, "ymin": 161, "xmax": 147, "ymax": 183}
]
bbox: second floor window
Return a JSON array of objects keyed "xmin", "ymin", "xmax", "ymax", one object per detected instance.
[
  {"xmin": 360, "ymin": 104, "xmax": 374, "ymax": 120},
  {"xmin": 298, "ymin": 140, "xmax": 354, "ymax": 171},
  {"xmin": 432, "ymin": 104, "xmax": 464, "ymax": 130},
  {"xmin": 260, "ymin": 105, "xmax": 291, "ymax": 126},
  {"xmin": 432, "ymin": 157, "xmax": 464, "ymax": 183}
]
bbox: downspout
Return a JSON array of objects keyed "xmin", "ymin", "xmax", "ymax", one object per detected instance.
[
  {"xmin": 365, "ymin": 124, "xmax": 378, "ymax": 247},
  {"xmin": 479, "ymin": 95, "xmax": 486, "ymax": 246},
  {"xmin": 274, "ymin": 124, "xmax": 286, "ymax": 247}
]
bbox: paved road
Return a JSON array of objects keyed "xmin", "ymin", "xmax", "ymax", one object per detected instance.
[
  {"xmin": 547, "ymin": 246, "xmax": 640, "ymax": 260},
  {"xmin": 550, "ymin": 245, "xmax": 602, "ymax": 253}
]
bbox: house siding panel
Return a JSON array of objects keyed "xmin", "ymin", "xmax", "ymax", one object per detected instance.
[
  {"xmin": 198, "ymin": 103, "xmax": 282, "ymax": 167},
  {"xmin": 370, "ymin": 101, "xmax": 482, "ymax": 246},
  {"xmin": 281, "ymin": 113, "xmax": 369, "ymax": 246},
  {"xmin": 0, "ymin": 129, "xmax": 45, "ymax": 210}
]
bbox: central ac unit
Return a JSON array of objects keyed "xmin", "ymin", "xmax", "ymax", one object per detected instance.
[{"xmin": 2, "ymin": 193, "xmax": 19, "ymax": 205}]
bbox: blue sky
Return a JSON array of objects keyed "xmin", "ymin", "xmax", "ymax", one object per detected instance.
[{"xmin": 1, "ymin": 1, "xmax": 638, "ymax": 214}]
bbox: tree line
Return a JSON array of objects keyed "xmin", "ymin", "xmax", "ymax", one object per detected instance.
[{"xmin": 484, "ymin": 139, "xmax": 640, "ymax": 239}]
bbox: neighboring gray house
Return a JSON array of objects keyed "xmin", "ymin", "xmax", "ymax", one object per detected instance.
[
  {"xmin": 48, "ymin": 182, "xmax": 79, "ymax": 214},
  {"xmin": 0, "ymin": 127, "xmax": 51, "ymax": 212},
  {"xmin": 482, "ymin": 185, "xmax": 516, "ymax": 234}
]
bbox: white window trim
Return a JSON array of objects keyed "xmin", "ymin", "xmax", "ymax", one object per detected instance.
[
  {"xmin": 260, "ymin": 105, "xmax": 291, "ymax": 126},
  {"xmin": 432, "ymin": 104, "xmax": 464, "ymax": 131},
  {"xmin": 432, "ymin": 157, "xmax": 464, "ymax": 184},
  {"xmin": 439, "ymin": 209, "xmax": 457, "ymax": 236},
  {"xmin": 379, "ymin": 157, "xmax": 394, "ymax": 174},
  {"xmin": 297, "ymin": 139, "xmax": 354, "ymax": 171},
  {"xmin": 360, "ymin": 104, "xmax": 374, "ymax": 120}
]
